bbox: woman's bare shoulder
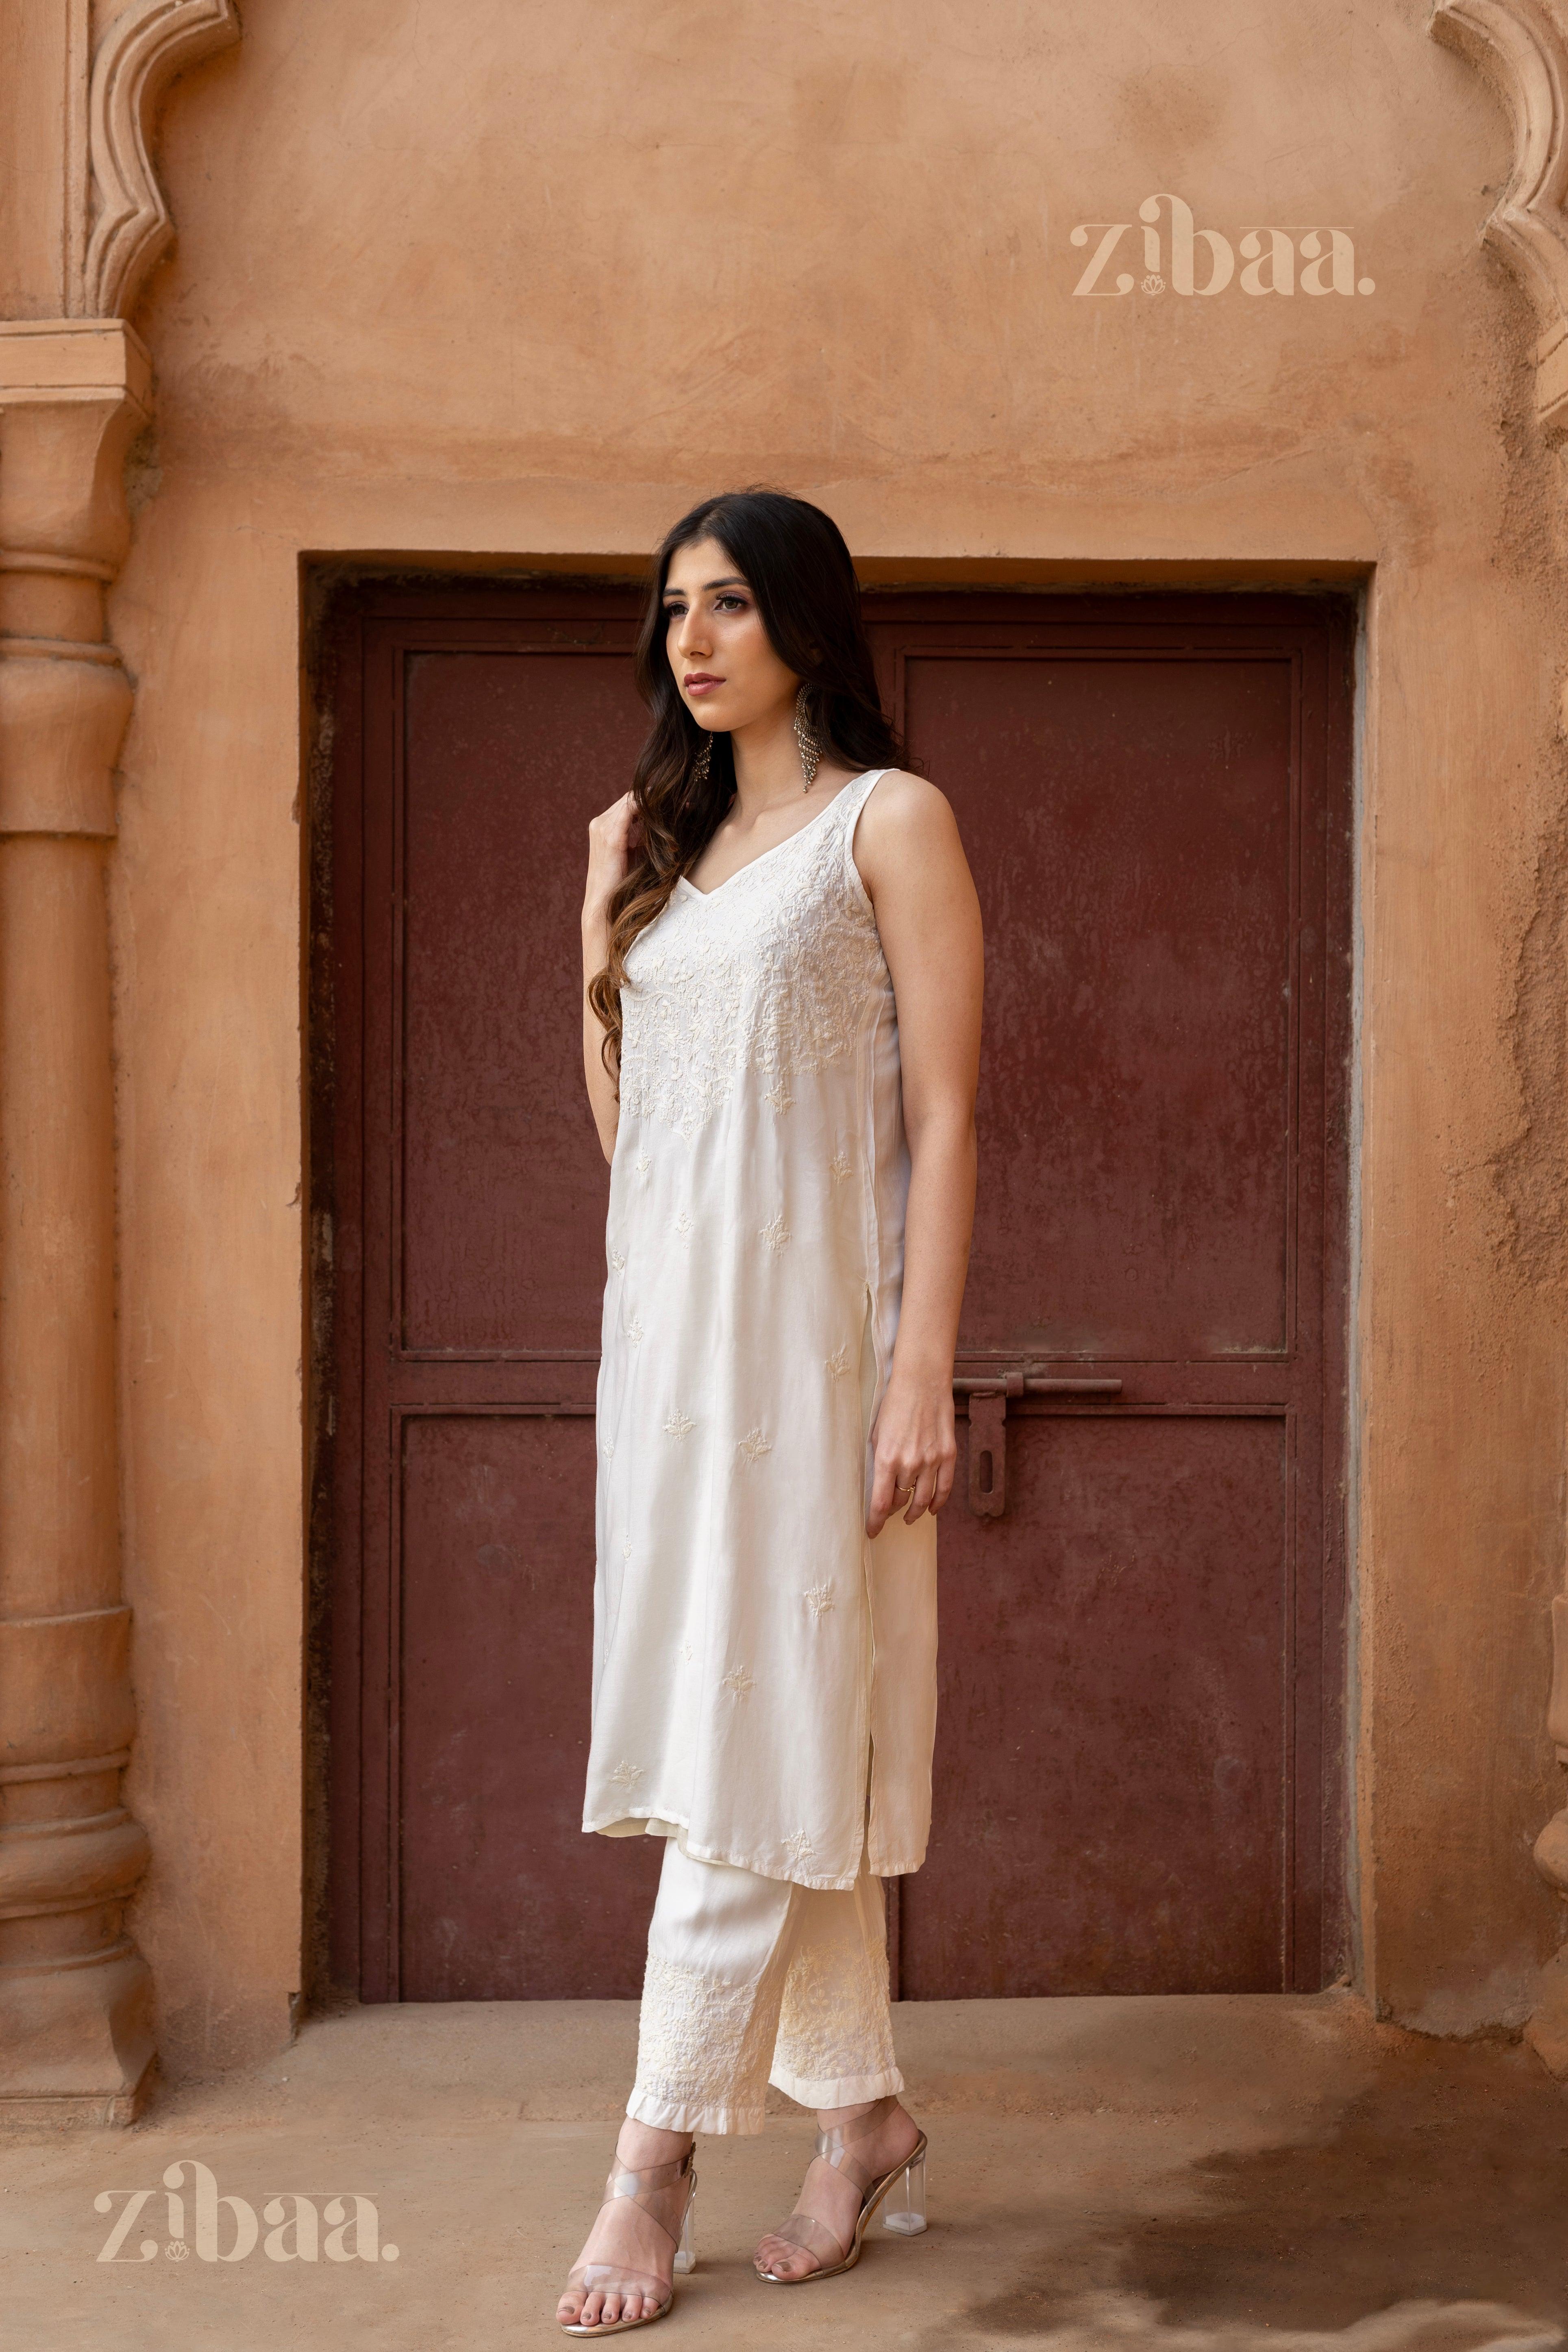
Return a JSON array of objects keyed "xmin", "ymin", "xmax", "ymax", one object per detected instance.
[{"xmin": 855, "ymin": 767, "xmax": 963, "ymax": 874}]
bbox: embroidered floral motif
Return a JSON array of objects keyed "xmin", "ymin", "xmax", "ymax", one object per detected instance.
[
  {"xmin": 760, "ymin": 1212, "xmax": 790, "ymax": 1254},
  {"xmin": 609, "ymin": 1760, "xmax": 644, "ymax": 1789},
  {"xmin": 673, "ymin": 1210, "xmax": 693, "ymax": 1242},
  {"xmin": 804, "ymin": 1582, "xmax": 835, "ymax": 1618},
  {"xmin": 602, "ymin": 1440, "xmax": 614, "ymax": 1459},
  {"xmin": 783, "ymin": 1829, "xmax": 816, "ymax": 1869},
  {"xmin": 664, "ymin": 1409, "xmax": 696, "ymax": 1439},
  {"xmin": 622, "ymin": 1539, "xmax": 633, "ymax": 1560},
  {"xmin": 682, "ymin": 1641, "xmax": 695, "ymax": 1665},
  {"xmin": 721, "ymin": 1667, "xmax": 755, "ymax": 1699},
  {"xmin": 633, "ymin": 1952, "xmax": 781, "ymax": 2131},
  {"xmin": 624, "ymin": 1315, "xmax": 644, "ymax": 1346},
  {"xmin": 774, "ymin": 1910, "xmax": 900, "ymax": 2091},
  {"xmin": 609, "ymin": 1249, "xmax": 626, "ymax": 1272},
  {"xmin": 824, "ymin": 1343, "xmax": 851, "ymax": 1379},
  {"xmin": 737, "ymin": 1428, "xmax": 772, "ymax": 1463},
  {"xmin": 765, "ymin": 1080, "xmax": 795, "ymax": 1113},
  {"xmin": 616, "ymin": 781, "xmax": 890, "ymax": 1137},
  {"xmin": 635, "ymin": 1151, "xmax": 651, "ymax": 1176},
  {"xmin": 829, "ymin": 1150, "xmax": 852, "ymax": 1183}
]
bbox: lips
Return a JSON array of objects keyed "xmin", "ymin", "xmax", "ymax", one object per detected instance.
[{"xmin": 684, "ymin": 673, "xmax": 722, "ymax": 694}]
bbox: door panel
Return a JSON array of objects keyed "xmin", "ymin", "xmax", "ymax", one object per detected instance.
[
  {"xmin": 900, "ymin": 1410, "xmax": 1288, "ymax": 1999},
  {"xmin": 325, "ymin": 586, "xmax": 1351, "ymax": 2001},
  {"xmin": 400, "ymin": 650, "xmax": 640, "ymax": 1356},
  {"xmin": 397, "ymin": 1411, "xmax": 657, "ymax": 1998},
  {"xmin": 903, "ymin": 652, "xmax": 1295, "ymax": 1358}
]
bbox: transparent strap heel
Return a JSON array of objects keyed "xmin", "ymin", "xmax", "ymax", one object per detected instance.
[
  {"xmin": 756, "ymin": 2096, "xmax": 929, "ymax": 2284},
  {"xmin": 560, "ymin": 2148, "xmax": 697, "ymax": 2335},
  {"xmin": 881, "ymin": 2150, "xmax": 927, "ymax": 2236}
]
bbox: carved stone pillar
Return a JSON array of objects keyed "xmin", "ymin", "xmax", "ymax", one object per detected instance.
[{"xmin": 0, "ymin": 321, "xmax": 154, "ymax": 2121}]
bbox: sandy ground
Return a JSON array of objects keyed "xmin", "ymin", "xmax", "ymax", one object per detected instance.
[{"xmin": 2, "ymin": 1989, "xmax": 1566, "ymax": 2352}]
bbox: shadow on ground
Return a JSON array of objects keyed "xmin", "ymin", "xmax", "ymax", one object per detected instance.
[{"xmin": 965, "ymin": 2035, "xmax": 1568, "ymax": 2344}]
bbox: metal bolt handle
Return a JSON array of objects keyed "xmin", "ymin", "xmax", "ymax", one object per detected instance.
[{"xmin": 953, "ymin": 1368, "xmax": 1123, "ymax": 1517}]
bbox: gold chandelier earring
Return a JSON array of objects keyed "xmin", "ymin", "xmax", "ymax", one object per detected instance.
[
  {"xmin": 794, "ymin": 685, "xmax": 821, "ymax": 792},
  {"xmin": 690, "ymin": 730, "xmax": 712, "ymax": 787}
]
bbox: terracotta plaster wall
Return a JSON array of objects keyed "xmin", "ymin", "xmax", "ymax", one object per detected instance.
[{"xmin": 102, "ymin": 0, "xmax": 1568, "ymax": 2075}]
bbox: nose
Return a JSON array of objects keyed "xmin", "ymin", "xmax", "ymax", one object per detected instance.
[{"xmin": 674, "ymin": 605, "xmax": 711, "ymax": 662}]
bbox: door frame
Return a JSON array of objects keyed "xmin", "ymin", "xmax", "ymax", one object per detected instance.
[{"xmin": 303, "ymin": 570, "xmax": 1359, "ymax": 2004}]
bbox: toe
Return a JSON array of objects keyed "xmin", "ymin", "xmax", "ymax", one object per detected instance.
[{"xmin": 756, "ymin": 2238, "xmax": 811, "ymax": 2280}]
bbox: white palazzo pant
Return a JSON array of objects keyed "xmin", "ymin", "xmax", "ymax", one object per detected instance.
[{"xmin": 626, "ymin": 1836, "xmax": 904, "ymax": 2136}]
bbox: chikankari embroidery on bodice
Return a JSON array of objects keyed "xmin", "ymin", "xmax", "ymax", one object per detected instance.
[
  {"xmin": 582, "ymin": 767, "xmax": 939, "ymax": 1893},
  {"xmin": 618, "ymin": 798, "xmax": 893, "ymax": 1138}
]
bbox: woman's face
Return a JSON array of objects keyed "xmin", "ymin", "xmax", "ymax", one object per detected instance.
[{"xmin": 662, "ymin": 536, "xmax": 799, "ymax": 735}]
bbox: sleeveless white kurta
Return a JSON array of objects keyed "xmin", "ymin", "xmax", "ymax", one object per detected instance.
[{"xmin": 583, "ymin": 767, "xmax": 939, "ymax": 1892}]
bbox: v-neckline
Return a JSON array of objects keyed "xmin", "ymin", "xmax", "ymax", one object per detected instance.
[{"xmin": 674, "ymin": 771, "xmax": 873, "ymax": 901}]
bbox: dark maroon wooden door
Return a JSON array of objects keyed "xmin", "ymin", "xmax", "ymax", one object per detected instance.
[
  {"xmin": 325, "ymin": 593, "xmax": 663, "ymax": 2000},
  {"xmin": 324, "ymin": 586, "xmax": 1350, "ymax": 2003},
  {"xmin": 869, "ymin": 601, "xmax": 1351, "ymax": 1996}
]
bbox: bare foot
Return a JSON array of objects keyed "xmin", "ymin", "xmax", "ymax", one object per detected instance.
[
  {"xmin": 754, "ymin": 2099, "xmax": 921, "ymax": 2282},
  {"xmin": 559, "ymin": 2121, "xmax": 694, "ymax": 2330}
]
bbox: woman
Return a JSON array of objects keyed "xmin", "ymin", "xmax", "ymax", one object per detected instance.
[{"xmin": 559, "ymin": 489, "xmax": 983, "ymax": 2332}]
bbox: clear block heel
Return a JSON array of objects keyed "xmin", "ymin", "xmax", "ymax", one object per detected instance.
[
  {"xmin": 881, "ymin": 2152, "xmax": 927, "ymax": 2236},
  {"xmin": 673, "ymin": 2185, "xmax": 697, "ymax": 2274}
]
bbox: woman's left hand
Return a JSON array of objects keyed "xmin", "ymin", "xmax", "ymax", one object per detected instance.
[
  {"xmin": 867, "ymin": 1367, "xmax": 957, "ymax": 1536},
  {"xmin": 851, "ymin": 768, "xmax": 981, "ymax": 1544}
]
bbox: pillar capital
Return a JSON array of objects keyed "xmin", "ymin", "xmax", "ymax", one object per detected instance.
[
  {"xmin": 0, "ymin": 319, "xmax": 152, "ymax": 404},
  {"xmin": 0, "ymin": 320, "xmax": 151, "ymax": 587}
]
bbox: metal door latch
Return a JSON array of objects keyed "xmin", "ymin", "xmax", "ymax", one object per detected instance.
[{"xmin": 953, "ymin": 1367, "xmax": 1123, "ymax": 1517}]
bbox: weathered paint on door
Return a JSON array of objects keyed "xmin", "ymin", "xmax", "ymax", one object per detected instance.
[
  {"xmin": 324, "ymin": 586, "xmax": 1351, "ymax": 2002},
  {"xmin": 866, "ymin": 602, "xmax": 1352, "ymax": 1997},
  {"xmin": 325, "ymin": 595, "xmax": 662, "ymax": 2001}
]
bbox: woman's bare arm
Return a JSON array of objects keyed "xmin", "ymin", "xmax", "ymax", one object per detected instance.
[
  {"xmin": 853, "ymin": 770, "xmax": 984, "ymax": 1536},
  {"xmin": 582, "ymin": 791, "xmax": 639, "ymax": 1162}
]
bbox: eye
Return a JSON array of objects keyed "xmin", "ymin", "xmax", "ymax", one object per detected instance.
[{"xmin": 714, "ymin": 594, "xmax": 747, "ymax": 613}]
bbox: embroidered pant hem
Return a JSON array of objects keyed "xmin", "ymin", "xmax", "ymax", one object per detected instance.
[{"xmin": 626, "ymin": 1833, "xmax": 900, "ymax": 2137}]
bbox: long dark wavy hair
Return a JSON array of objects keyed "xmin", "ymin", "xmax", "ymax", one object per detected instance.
[{"xmin": 586, "ymin": 488, "xmax": 906, "ymax": 1076}]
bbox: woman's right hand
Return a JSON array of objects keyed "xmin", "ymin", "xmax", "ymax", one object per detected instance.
[{"xmin": 584, "ymin": 790, "xmax": 641, "ymax": 929}]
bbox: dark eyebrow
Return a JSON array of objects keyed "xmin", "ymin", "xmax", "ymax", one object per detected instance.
[{"xmin": 662, "ymin": 575, "xmax": 749, "ymax": 599}]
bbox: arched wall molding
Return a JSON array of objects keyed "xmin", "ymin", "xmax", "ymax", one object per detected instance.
[
  {"xmin": 1433, "ymin": 0, "xmax": 1568, "ymax": 2077},
  {"xmin": 1430, "ymin": 0, "xmax": 1568, "ymax": 424},
  {"xmin": 83, "ymin": 0, "xmax": 240, "ymax": 320}
]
